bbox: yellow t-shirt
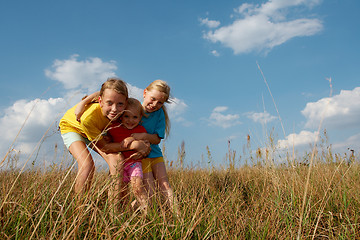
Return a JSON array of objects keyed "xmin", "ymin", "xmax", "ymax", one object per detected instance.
[{"xmin": 59, "ymin": 103, "xmax": 110, "ymax": 141}]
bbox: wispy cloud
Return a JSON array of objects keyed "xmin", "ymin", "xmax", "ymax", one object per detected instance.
[
  {"xmin": 208, "ymin": 106, "xmax": 242, "ymax": 128},
  {"xmin": 199, "ymin": 17, "xmax": 221, "ymax": 28},
  {"xmin": 167, "ymin": 97, "xmax": 191, "ymax": 126},
  {"xmin": 211, "ymin": 50, "xmax": 220, "ymax": 57},
  {"xmin": 246, "ymin": 111, "xmax": 277, "ymax": 124},
  {"xmin": 202, "ymin": 0, "xmax": 323, "ymax": 54}
]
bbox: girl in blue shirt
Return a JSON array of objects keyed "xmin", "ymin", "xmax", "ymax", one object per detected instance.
[{"xmin": 131, "ymin": 80, "xmax": 179, "ymax": 216}]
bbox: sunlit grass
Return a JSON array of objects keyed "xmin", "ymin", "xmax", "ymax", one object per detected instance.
[{"xmin": 1, "ymin": 142, "xmax": 360, "ymax": 239}]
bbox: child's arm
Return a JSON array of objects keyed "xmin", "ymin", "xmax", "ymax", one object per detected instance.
[
  {"xmin": 131, "ymin": 133, "xmax": 161, "ymax": 145},
  {"xmin": 127, "ymin": 140, "xmax": 151, "ymax": 160},
  {"xmin": 97, "ymin": 137, "xmax": 151, "ymax": 158},
  {"xmin": 74, "ymin": 91, "xmax": 100, "ymax": 122},
  {"xmin": 122, "ymin": 136, "xmax": 136, "ymax": 148}
]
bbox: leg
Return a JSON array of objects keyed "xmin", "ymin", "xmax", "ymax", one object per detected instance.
[
  {"xmin": 143, "ymin": 172, "xmax": 156, "ymax": 200},
  {"xmin": 119, "ymin": 181, "xmax": 129, "ymax": 207},
  {"xmin": 92, "ymin": 145, "xmax": 124, "ymax": 211},
  {"xmin": 68, "ymin": 141, "xmax": 95, "ymax": 195},
  {"xmin": 152, "ymin": 162, "xmax": 180, "ymax": 216},
  {"xmin": 142, "ymin": 158, "xmax": 156, "ymax": 201},
  {"xmin": 130, "ymin": 176, "xmax": 148, "ymax": 214}
]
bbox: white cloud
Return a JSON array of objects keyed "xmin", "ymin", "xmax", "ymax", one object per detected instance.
[
  {"xmin": 302, "ymin": 87, "xmax": 360, "ymax": 129},
  {"xmin": 208, "ymin": 106, "xmax": 242, "ymax": 128},
  {"xmin": 202, "ymin": 0, "xmax": 323, "ymax": 54},
  {"xmin": 0, "ymin": 97, "xmax": 68, "ymax": 169},
  {"xmin": 45, "ymin": 54, "xmax": 118, "ymax": 92},
  {"xmin": 199, "ymin": 17, "xmax": 221, "ymax": 28},
  {"xmin": 211, "ymin": 50, "xmax": 220, "ymax": 57},
  {"xmin": 167, "ymin": 98, "xmax": 191, "ymax": 126},
  {"xmin": 127, "ymin": 83, "xmax": 144, "ymax": 101},
  {"xmin": 277, "ymin": 130, "xmax": 319, "ymax": 149},
  {"xmin": 213, "ymin": 106, "xmax": 228, "ymax": 112},
  {"xmin": 246, "ymin": 111, "xmax": 277, "ymax": 124}
]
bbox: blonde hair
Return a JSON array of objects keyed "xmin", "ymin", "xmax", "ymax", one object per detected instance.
[
  {"xmin": 100, "ymin": 77, "xmax": 128, "ymax": 99},
  {"xmin": 126, "ymin": 98, "xmax": 146, "ymax": 118},
  {"xmin": 145, "ymin": 79, "xmax": 171, "ymax": 137}
]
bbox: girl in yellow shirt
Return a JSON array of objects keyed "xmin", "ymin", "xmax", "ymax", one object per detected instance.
[{"xmin": 59, "ymin": 78, "xmax": 150, "ymax": 210}]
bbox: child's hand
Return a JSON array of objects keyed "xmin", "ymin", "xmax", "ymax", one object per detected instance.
[
  {"xmin": 123, "ymin": 137, "xmax": 135, "ymax": 148},
  {"xmin": 129, "ymin": 140, "xmax": 151, "ymax": 158},
  {"xmin": 74, "ymin": 92, "xmax": 100, "ymax": 122},
  {"xmin": 74, "ymin": 102, "xmax": 86, "ymax": 122}
]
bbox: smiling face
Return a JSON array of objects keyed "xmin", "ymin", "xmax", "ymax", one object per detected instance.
[
  {"xmin": 99, "ymin": 88, "xmax": 127, "ymax": 120},
  {"xmin": 142, "ymin": 89, "xmax": 167, "ymax": 113},
  {"xmin": 121, "ymin": 105, "xmax": 142, "ymax": 130}
]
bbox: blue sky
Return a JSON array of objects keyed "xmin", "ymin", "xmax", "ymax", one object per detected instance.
[{"xmin": 1, "ymin": 0, "xmax": 359, "ymax": 169}]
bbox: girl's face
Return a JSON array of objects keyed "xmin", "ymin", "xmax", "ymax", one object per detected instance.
[
  {"xmin": 143, "ymin": 89, "xmax": 167, "ymax": 113},
  {"xmin": 121, "ymin": 105, "xmax": 141, "ymax": 129},
  {"xmin": 99, "ymin": 88, "xmax": 127, "ymax": 120}
]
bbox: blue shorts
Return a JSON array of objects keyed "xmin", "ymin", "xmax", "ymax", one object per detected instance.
[{"xmin": 61, "ymin": 132, "xmax": 91, "ymax": 149}]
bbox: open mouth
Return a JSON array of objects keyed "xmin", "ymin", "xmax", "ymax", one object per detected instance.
[{"xmin": 109, "ymin": 113, "xmax": 118, "ymax": 118}]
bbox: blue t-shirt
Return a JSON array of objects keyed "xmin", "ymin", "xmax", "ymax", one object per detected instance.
[{"xmin": 140, "ymin": 108, "xmax": 165, "ymax": 158}]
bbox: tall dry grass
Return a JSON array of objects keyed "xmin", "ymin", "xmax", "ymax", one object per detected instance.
[{"xmin": 1, "ymin": 144, "xmax": 360, "ymax": 239}]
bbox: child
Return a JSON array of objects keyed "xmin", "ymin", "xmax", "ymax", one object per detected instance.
[
  {"xmin": 59, "ymin": 78, "xmax": 150, "ymax": 210},
  {"xmin": 131, "ymin": 80, "xmax": 179, "ymax": 216},
  {"xmin": 105, "ymin": 98, "xmax": 148, "ymax": 212}
]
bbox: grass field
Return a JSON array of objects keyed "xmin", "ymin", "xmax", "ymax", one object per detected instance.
[{"xmin": 1, "ymin": 142, "xmax": 360, "ymax": 239}]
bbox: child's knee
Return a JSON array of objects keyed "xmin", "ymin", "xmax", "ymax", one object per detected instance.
[
  {"xmin": 131, "ymin": 177, "xmax": 144, "ymax": 192},
  {"xmin": 79, "ymin": 160, "xmax": 95, "ymax": 173}
]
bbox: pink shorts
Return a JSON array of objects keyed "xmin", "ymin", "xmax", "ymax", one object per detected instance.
[{"xmin": 123, "ymin": 161, "xmax": 143, "ymax": 183}]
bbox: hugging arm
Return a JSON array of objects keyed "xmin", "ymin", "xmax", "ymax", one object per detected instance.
[
  {"xmin": 96, "ymin": 137, "xmax": 151, "ymax": 159},
  {"xmin": 75, "ymin": 91, "xmax": 100, "ymax": 122},
  {"xmin": 131, "ymin": 132, "xmax": 161, "ymax": 145}
]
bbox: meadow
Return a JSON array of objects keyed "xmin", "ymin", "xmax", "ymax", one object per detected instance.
[{"xmin": 1, "ymin": 138, "xmax": 360, "ymax": 239}]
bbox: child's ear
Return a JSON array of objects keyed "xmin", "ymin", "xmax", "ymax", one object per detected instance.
[{"xmin": 143, "ymin": 89, "xmax": 147, "ymax": 98}]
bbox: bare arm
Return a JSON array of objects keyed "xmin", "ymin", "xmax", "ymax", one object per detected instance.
[
  {"xmin": 74, "ymin": 91, "xmax": 100, "ymax": 122},
  {"xmin": 131, "ymin": 132, "xmax": 161, "ymax": 145},
  {"xmin": 95, "ymin": 136, "xmax": 151, "ymax": 158}
]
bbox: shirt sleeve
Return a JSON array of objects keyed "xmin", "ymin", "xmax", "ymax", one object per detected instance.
[{"xmin": 80, "ymin": 104, "xmax": 107, "ymax": 141}]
